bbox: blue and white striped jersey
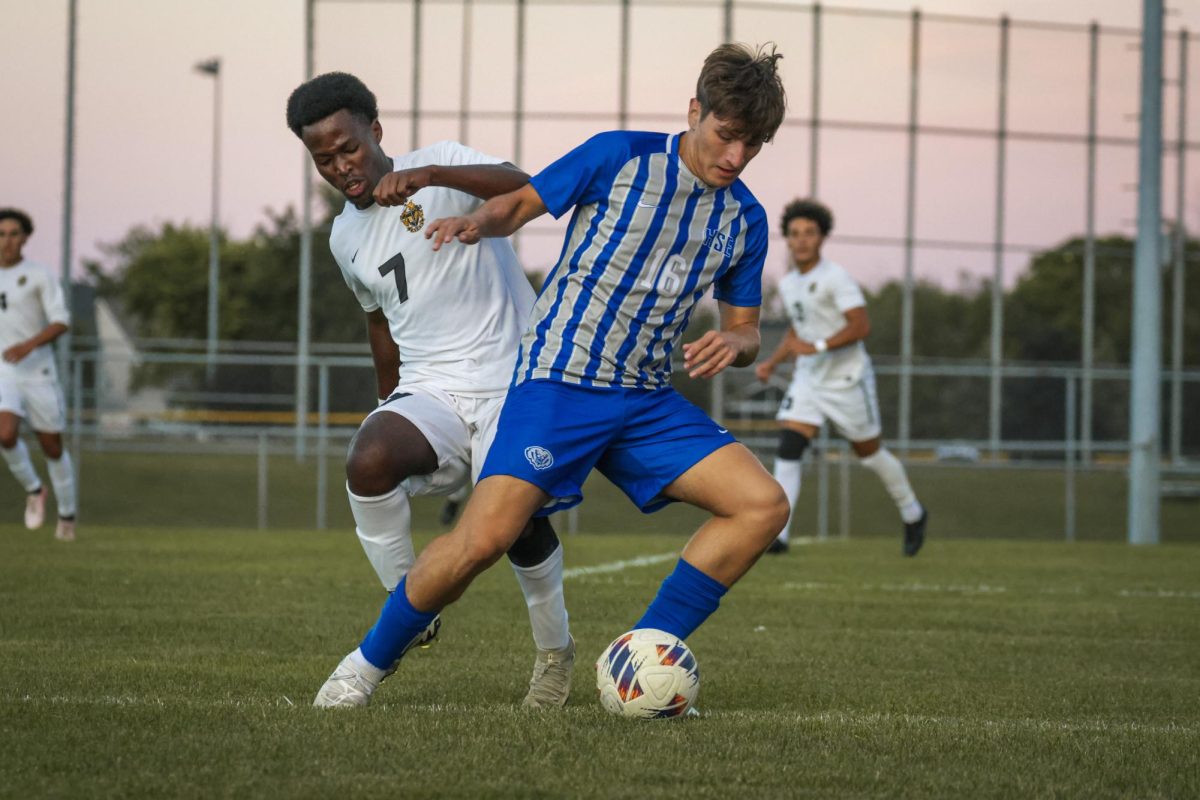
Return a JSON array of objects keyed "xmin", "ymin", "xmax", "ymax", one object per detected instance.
[{"xmin": 515, "ymin": 130, "xmax": 768, "ymax": 389}]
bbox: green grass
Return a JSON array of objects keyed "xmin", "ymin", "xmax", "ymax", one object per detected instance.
[
  {"xmin": 3, "ymin": 445, "xmax": 1199, "ymax": 542},
  {"xmin": 1, "ymin": 525, "xmax": 1197, "ymax": 798}
]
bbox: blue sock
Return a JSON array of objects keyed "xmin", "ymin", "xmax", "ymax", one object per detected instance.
[
  {"xmin": 359, "ymin": 576, "xmax": 441, "ymax": 670},
  {"xmin": 634, "ymin": 559, "xmax": 728, "ymax": 640}
]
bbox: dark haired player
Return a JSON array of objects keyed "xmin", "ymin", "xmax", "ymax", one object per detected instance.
[
  {"xmin": 755, "ymin": 199, "xmax": 927, "ymax": 556},
  {"xmin": 286, "ymin": 72, "xmax": 573, "ymax": 708},
  {"xmin": 0, "ymin": 209, "xmax": 76, "ymax": 542},
  {"xmin": 312, "ymin": 43, "xmax": 792, "ymax": 706}
]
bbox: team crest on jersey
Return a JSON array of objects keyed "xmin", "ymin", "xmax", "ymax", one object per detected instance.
[
  {"xmin": 17, "ymin": 276, "xmax": 26, "ymax": 286},
  {"xmin": 401, "ymin": 200, "xmax": 425, "ymax": 233},
  {"xmin": 524, "ymin": 446, "xmax": 554, "ymax": 471},
  {"xmin": 808, "ymin": 282, "xmax": 817, "ymax": 293}
]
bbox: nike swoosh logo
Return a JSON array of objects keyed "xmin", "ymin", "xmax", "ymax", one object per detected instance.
[
  {"xmin": 717, "ymin": 428, "xmax": 729, "ymax": 434},
  {"xmin": 636, "ymin": 200, "xmax": 658, "ymax": 208},
  {"xmin": 351, "ymin": 249, "xmax": 359, "ymax": 263}
]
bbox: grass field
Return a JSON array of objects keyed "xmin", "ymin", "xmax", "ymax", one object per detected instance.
[{"xmin": 2, "ymin": 521, "xmax": 1197, "ymax": 798}]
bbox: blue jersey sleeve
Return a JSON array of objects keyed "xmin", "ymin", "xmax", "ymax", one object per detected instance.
[
  {"xmin": 529, "ymin": 131, "xmax": 638, "ymax": 219},
  {"xmin": 713, "ymin": 201, "xmax": 768, "ymax": 307}
]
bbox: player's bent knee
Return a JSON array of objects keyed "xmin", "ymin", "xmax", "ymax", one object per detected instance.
[
  {"xmin": 741, "ymin": 481, "xmax": 791, "ymax": 541},
  {"xmin": 506, "ymin": 516, "xmax": 560, "ymax": 568},
  {"xmin": 777, "ymin": 429, "xmax": 810, "ymax": 461},
  {"xmin": 345, "ymin": 436, "xmax": 408, "ymax": 496}
]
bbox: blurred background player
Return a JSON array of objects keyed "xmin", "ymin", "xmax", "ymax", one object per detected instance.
[
  {"xmin": 286, "ymin": 73, "xmax": 573, "ymax": 708},
  {"xmin": 0, "ymin": 209, "xmax": 76, "ymax": 542},
  {"xmin": 309, "ymin": 43, "xmax": 791, "ymax": 707},
  {"xmin": 755, "ymin": 199, "xmax": 927, "ymax": 556}
]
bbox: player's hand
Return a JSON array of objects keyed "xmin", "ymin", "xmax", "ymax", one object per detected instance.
[
  {"xmin": 793, "ymin": 339, "xmax": 817, "ymax": 356},
  {"xmin": 754, "ymin": 361, "xmax": 775, "ymax": 382},
  {"xmin": 2, "ymin": 341, "xmax": 33, "ymax": 364},
  {"xmin": 683, "ymin": 331, "xmax": 742, "ymax": 379},
  {"xmin": 425, "ymin": 216, "xmax": 481, "ymax": 251},
  {"xmin": 373, "ymin": 168, "xmax": 431, "ymax": 207}
]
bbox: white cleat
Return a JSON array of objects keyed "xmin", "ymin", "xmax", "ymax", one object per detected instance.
[
  {"xmin": 312, "ymin": 616, "xmax": 441, "ymax": 709},
  {"xmin": 313, "ymin": 653, "xmax": 385, "ymax": 708},
  {"xmin": 25, "ymin": 487, "xmax": 46, "ymax": 530},
  {"xmin": 522, "ymin": 635, "xmax": 575, "ymax": 709},
  {"xmin": 54, "ymin": 518, "xmax": 76, "ymax": 542}
]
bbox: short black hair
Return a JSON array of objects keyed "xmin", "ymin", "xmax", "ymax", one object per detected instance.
[
  {"xmin": 286, "ymin": 72, "xmax": 379, "ymax": 138},
  {"xmin": 0, "ymin": 208, "xmax": 33, "ymax": 235},
  {"xmin": 780, "ymin": 198, "xmax": 833, "ymax": 237}
]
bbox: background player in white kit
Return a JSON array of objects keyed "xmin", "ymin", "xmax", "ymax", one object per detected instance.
[
  {"xmin": 286, "ymin": 73, "xmax": 573, "ymax": 708},
  {"xmin": 755, "ymin": 199, "xmax": 927, "ymax": 556},
  {"xmin": 0, "ymin": 209, "xmax": 76, "ymax": 542}
]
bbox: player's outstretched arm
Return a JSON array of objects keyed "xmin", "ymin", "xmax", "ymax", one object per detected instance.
[
  {"xmin": 754, "ymin": 327, "xmax": 800, "ymax": 382},
  {"xmin": 683, "ymin": 302, "xmax": 761, "ymax": 380},
  {"xmin": 425, "ymin": 184, "xmax": 547, "ymax": 251},
  {"xmin": 374, "ymin": 163, "xmax": 530, "ymax": 207}
]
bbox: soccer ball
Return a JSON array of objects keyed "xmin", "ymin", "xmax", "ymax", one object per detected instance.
[{"xmin": 595, "ymin": 628, "xmax": 700, "ymax": 719}]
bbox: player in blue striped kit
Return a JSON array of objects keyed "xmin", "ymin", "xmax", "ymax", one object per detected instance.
[{"xmin": 313, "ymin": 43, "xmax": 790, "ymax": 707}]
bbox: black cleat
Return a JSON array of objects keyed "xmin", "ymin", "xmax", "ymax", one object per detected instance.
[
  {"xmin": 903, "ymin": 509, "xmax": 928, "ymax": 557},
  {"xmin": 439, "ymin": 500, "xmax": 461, "ymax": 526},
  {"xmin": 765, "ymin": 538, "xmax": 789, "ymax": 555}
]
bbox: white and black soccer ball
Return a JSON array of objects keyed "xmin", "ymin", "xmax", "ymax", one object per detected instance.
[{"xmin": 595, "ymin": 628, "xmax": 700, "ymax": 719}]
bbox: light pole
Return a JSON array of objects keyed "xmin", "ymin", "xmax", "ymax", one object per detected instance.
[{"xmin": 194, "ymin": 57, "xmax": 221, "ymax": 382}]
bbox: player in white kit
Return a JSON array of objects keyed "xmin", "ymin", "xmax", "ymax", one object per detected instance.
[
  {"xmin": 286, "ymin": 73, "xmax": 574, "ymax": 708},
  {"xmin": 755, "ymin": 199, "xmax": 927, "ymax": 556},
  {"xmin": 0, "ymin": 209, "xmax": 76, "ymax": 542}
]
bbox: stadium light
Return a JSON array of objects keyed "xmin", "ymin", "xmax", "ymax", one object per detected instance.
[{"xmin": 194, "ymin": 57, "xmax": 221, "ymax": 383}]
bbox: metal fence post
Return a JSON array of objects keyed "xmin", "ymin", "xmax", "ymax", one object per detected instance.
[
  {"xmin": 1082, "ymin": 21, "xmax": 1099, "ymax": 466},
  {"xmin": 899, "ymin": 8, "xmax": 921, "ymax": 454},
  {"xmin": 809, "ymin": 2, "xmax": 822, "ymax": 197},
  {"xmin": 817, "ymin": 424, "xmax": 830, "ymax": 540},
  {"xmin": 258, "ymin": 432, "xmax": 269, "ymax": 531},
  {"xmin": 839, "ymin": 440, "xmax": 851, "ymax": 539},
  {"xmin": 316, "ymin": 363, "xmax": 329, "ymax": 530},
  {"xmin": 1170, "ymin": 28, "xmax": 1189, "ymax": 465},
  {"xmin": 1065, "ymin": 374, "xmax": 1077, "ymax": 542},
  {"xmin": 989, "ymin": 15, "xmax": 1010, "ymax": 458}
]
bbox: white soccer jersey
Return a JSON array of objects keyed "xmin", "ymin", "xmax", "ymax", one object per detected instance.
[
  {"xmin": 778, "ymin": 258, "xmax": 869, "ymax": 388},
  {"xmin": 329, "ymin": 141, "xmax": 536, "ymax": 396},
  {"xmin": 0, "ymin": 259, "xmax": 70, "ymax": 382}
]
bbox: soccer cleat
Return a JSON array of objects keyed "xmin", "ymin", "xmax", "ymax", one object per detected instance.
[
  {"xmin": 903, "ymin": 509, "xmax": 928, "ymax": 557},
  {"xmin": 54, "ymin": 517, "xmax": 75, "ymax": 542},
  {"xmin": 522, "ymin": 635, "xmax": 575, "ymax": 709},
  {"xmin": 313, "ymin": 653, "xmax": 385, "ymax": 708},
  {"xmin": 312, "ymin": 615, "xmax": 440, "ymax": 708},
  {"xmin": 438, "ymin": 499, "xmax": 461, "ymax": 526},
  {"xmin": 765, "ymin": 538, "xmax": 789, "ymax": 555},
  {"xmin": 24, "ymin": 487, "xmax": 46, "ymax": 530}
]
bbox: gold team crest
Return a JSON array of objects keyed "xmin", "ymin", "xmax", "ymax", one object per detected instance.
[{"xmin": 401, "ymin": 200, "xmax": 425, "ymax": 233}]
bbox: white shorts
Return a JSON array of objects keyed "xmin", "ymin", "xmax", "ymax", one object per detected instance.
[
  {"xmin": 367, "ymin": 385, "xmax": 504, "ymax": 497},
  {"xmin": 0, "ymin": 374, "xmax": 67, "ymax": 433},
  {"xmin": 776, "ymin": 367, "xmax": 882, "ymax": 443}
]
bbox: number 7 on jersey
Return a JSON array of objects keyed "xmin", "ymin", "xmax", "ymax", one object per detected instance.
[{"xmin": 379, "ymin": 252, "xmax": 409, "ymax": 304}]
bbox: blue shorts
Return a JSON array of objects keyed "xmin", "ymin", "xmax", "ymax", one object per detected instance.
[{"xmin": 478, "ymin": 380, "xmax": 737, "ymax": 515}]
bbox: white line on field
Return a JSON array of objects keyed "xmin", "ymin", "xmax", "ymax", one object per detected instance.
[
  {"xmin": 562, "ymin": 538, "xmax": 826, "ymax": 581},
  {"xmin": 7, "ymin": 695, "xmax": 1194, "ymax": 735},
  {"xmin": 783, "ymin": 581, "xmax": 1200, "ymax": 600},
  {"xmin": 562, "ymin": 552, "xmax": 676, "ymax": 579}
]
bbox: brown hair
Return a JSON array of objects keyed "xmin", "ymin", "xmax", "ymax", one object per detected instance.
[{"xmin": 695, "ymin": 43, "xmax": 786, "ymax": 144}]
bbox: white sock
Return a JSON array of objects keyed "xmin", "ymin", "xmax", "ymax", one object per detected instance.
[
  {"xmin": 509, "ymin": 543, "xmax": 570, "ymax": 651},
  {"xmin": 47, "ymin": 451, "xmax": 77, "ymax": 518},
  {"xmin": 348, "ymin": 647, "xmax": 388, "ymax": 682},
  {"xmin": 3, "ymin": 440, "xmax": 42, "ymax": 493},
  {"xmin": 859, "ymin": 448, "xmax": 923, "ymax": 524},
  {"xmin": 772, "ymin": 457, "xmax": 802, "ymax": 543},
  {"xmin": 347, "ymin": 483, "xmax": 414, "ymax": 592}
]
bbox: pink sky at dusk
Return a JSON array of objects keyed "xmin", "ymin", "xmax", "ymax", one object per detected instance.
[{"xmin": 3, "ymin": 0, "xmax": 1199, "ymax": 301}]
